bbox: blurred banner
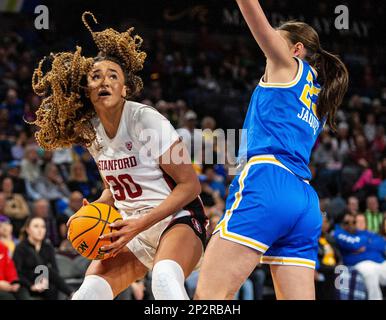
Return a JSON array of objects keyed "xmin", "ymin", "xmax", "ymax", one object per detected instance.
[
  {"xmin": 0, "ymin": 0, "xmax": 24, "ymax": 12},
  {"xmin": 0, "ymin": 0, "xmax": 40, "ymax": 12}
]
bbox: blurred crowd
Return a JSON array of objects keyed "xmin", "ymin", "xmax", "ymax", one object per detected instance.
[{"xmin": 0, "ymin": 7, "xmax": 386, "ymax": 300}]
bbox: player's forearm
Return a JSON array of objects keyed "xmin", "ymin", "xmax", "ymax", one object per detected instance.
[
  {"xmin": 96, "ymin": 188, "xmax": 115, "ymax": 207},
  {"xmin": 139, "ymin": 181, "xmax": 201, "ymax": 230},
  {"xmin": 235, "ymin": 0, "xmax": 291, "ymax": 64},
  {"xmin": 236, "ymin": 0, "xmax": 274, "ymax": 42}
]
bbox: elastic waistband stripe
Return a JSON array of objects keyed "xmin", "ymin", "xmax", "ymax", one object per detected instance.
[{"xmin": 248, "ymin": 155, "xmax": 309, "ymax": 184}]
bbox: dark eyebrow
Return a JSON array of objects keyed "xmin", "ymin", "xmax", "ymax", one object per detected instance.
[{"xmin": 91, "ymin": 69, "xmax": 119, "ymax": 74}]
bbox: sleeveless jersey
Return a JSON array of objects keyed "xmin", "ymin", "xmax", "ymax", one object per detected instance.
[
  {"xmin": 88, "ymin": 100, "xmax": 203, "ymax": 215},
  {"xmin": 238, "ymin": 57, "xmax": 326, "ymax": 180}
]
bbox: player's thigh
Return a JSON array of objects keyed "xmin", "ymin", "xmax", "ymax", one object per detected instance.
[
  {"xmin": 195, "ymin": 233, "xmax": 261, "ymax": 300},
  {"xmin": 86, "ymin": 246, "xmax": 148, "ymax": 296},
  {"xmin": 154, "ymin": 223, "xmax": 203, "ymax": 278},
  {"xmin": 270, "ymin": 264, "xmax": 315, "ymax": 300}
]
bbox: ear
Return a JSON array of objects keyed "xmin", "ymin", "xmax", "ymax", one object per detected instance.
[
  {"xmin": 293, "ymin": 42, "xmax": 305, "ymax": 57},
  {"xmin": 121, "ymin": 85, "xmax": 127, "ymax": 98}
]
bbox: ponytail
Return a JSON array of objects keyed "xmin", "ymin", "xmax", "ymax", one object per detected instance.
[
  {"xmin": 316, "ymin": 49, "xmax": 349, "ymax": 131},
  {"xmin": 277, "ymin": 21, "xmax": 349, "ymax": 131}
]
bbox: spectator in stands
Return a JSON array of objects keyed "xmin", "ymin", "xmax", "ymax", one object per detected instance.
[
  {"xmin": 1, "ymin": 177, "xmax": 29, "ymax": 238},
  {"xmin": 347, "ymin": 196, "xmax": 361, "ymax": 216},
  {"xmin": 4, "ymin": 160, "xmax": 26, "ymax": 195},
  {"xmin": 67, "ymin": 161, "xmax": 96, "ymax": 201},
  {"xmin": 20, "ymin": 144, "xmax": 42, "ymax": 185},
  {"xmin": 176, "ymin": 110, "xmax": 201, "ymax": 160},
  {"xmin": 31, "ymin": 199, "xmax": 60, "ymax": 248},
  {"xmin": 316, "ymin": 213, "xmax": 342, "ymax": 300},
  {"xmin": 52, "ymin": 147, "xmax": 74, "ymax": 181},
  {"xmin": 0, "ymin": 88, "xmax": 24, "ymax": 131},
  {"xmin": 372, "ymin": 126, "xmax": 386, "ymax": 156},
  {"xmin": 0, "ymin": 215, "xmax": 16, "ymax": 256},
  {"xmin": 356, "ymin": 213, "xmax": 368, "ymax": 231},
  {"xmin": 197, "ymin": 65, "xmax": 220, "ymax": 93},
  {"xmin": 334, "ymin": 213, "xmax": 386, "ymax": 299},
  {"xmin": 350, "ymin": 134, "xmax": 374, "ymax": 166},
  {"xmin": 364, "ymin": 113, "xmax": 376, "ymax": 143},
  {"xmin": 365, "ymin": 195, "xmax": 383, "ymax": 233},
  {"xmin": 199, "ymin": 175, "xmax": 225, "ymax": 219},
  {"xmin": 13, "ymin": 216, "xmax": 73, "ymax": 300},
  {"xmin": 31, "ymin": 163, "xmax": 70, "ymax": 208},
  {"xmin": 11, "ymin": 130, "xmax": 28, "ymax": 161},
  {"xmin": 352, "ymin": 159, "xmax": 381, "ymax": 195},
  {"xmin": 201, "ymin": 165, "xmax": 226, "ymax": 199},
  {"xmin": 335, "ymin": 122, "xmax": 351, "ymax": 162},
  {"xmin": 313, "ymin": 132, "xmax": 342, "ymax": 197},
  {"xmin": 0, "ymin": 241, "xmax": 21, "ymax": 300}
]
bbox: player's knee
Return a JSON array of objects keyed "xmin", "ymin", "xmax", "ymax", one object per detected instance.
[
  {"xmin": 151, "ymin": 259, "xmax": 189, "ymax": 300},
  {"xmin": 72, "ymin": 275, "xmax": 114, "ymax": 300},
  {"xmin": 195, "ymin": 284, "xmax": 236, "ymax": 300}
]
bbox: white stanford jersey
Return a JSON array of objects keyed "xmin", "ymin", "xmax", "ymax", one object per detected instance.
[{"xmin": 88, "ymin": 100, "xmax": 186, "ymax": 214}]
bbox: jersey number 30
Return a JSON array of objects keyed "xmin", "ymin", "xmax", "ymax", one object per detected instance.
[{"xmin": 106, "ymin": 174, "xmax": 143, "ymax": 200}]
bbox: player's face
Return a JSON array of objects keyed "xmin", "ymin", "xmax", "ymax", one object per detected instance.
[{"xmin": 87, "ymin": 60, "xmax": 127, "ymax": 110}]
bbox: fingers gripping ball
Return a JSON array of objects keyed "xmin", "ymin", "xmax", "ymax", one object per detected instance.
[{"xmin": 68, "ymin": 203, "xmax": 122, "ymax": 260}]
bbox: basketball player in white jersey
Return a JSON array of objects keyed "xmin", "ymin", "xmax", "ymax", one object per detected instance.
[{"xmin": 31, "ymin": 13, "xmax": 208, "ymax": 300}]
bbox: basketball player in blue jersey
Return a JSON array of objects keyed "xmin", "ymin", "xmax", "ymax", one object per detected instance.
[{"xmin": 195, "ymin": 0, "xmax": 348, "ymax": 300}]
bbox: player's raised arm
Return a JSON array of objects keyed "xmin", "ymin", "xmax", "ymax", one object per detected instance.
[{"xmin": 235, "ymin": 0, "xmax": 293, "ymax": 67}]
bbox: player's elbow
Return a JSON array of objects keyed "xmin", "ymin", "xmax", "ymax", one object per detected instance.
[{"xmin": 190, "ymin": 178, "xmax": 201, "ymax": 199}]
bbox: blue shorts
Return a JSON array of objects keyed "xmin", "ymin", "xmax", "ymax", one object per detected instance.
[{"xmin": 214, "ymin": 155, "xmax": 322, "ymax": 269}]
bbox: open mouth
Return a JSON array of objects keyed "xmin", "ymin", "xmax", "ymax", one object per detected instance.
[{"xmin": 98, "ymin": 90, "xmax": 112, "ymax": 97}]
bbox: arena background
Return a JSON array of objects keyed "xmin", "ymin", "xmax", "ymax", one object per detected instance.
[{"xmin": 0, "ymin": 0, "xmax": 385, "ymax": 300}]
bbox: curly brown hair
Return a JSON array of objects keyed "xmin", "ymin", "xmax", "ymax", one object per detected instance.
[{"xmin": 30, "ymin": 11, "xmax": 147, "ymax": 150}]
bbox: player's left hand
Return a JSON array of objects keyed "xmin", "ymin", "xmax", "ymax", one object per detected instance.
[{"xmin": 99, "ymin": 218, "xmax": 146, "ymax": 256}]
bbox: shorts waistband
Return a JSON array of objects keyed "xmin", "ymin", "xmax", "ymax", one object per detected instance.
[{"xmin": 248, "ymin": 155, "xmax": 310, "ymax": 184}]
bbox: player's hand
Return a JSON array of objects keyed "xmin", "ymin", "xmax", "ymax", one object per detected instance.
[
  {"xmin": 99, "ymin": 217, "xmax": 147, "ymax": 256},
  {"xmin": 66, "ymin": 198, "xmax": 90, "ymax": 229}
]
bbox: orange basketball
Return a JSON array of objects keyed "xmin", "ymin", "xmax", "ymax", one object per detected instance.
[{"xmin": 68, "ymin": 203, "xmax": 123, "ymax": 260}]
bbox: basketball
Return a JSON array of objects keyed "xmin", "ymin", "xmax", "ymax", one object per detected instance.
[{"xmin": 68, "ymin": 203, "xmax": 123, "ymax": 260}]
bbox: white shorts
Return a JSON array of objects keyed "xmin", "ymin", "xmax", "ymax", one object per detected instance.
[{"xmin": 122, "ymin": 207, "xmax": 205, "ymax": 270}]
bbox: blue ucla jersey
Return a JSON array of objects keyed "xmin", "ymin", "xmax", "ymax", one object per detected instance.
[{"xmin": 238, "ymin": 57, "xmax": 326, "ymax": 180}]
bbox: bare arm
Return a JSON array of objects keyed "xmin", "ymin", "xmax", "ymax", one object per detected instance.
[
  {"xmin": 100, "ymin": 140, "xmax": 201, "ymax": 255},
  {"xmin": 235, "ymin": 0, "xmax": 294, "ymax": 68},
  {"xmin": 139, "ymin": 140, "xmax": 201, "ymax": 229},
  {"xmin": 95, "ymin": 177, "xmax": 115, "ymax": 207}
]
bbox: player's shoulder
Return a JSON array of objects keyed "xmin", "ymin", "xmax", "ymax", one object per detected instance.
[{"xmin": 124, "ymin": 100, "xmax": 160, "ymax": 122}]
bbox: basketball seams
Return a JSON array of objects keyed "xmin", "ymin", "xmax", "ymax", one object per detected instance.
[
  {"xmin": 71, "ymin": 215, "xmax": 112, "ymax": 225},
  {"xmin": 86, "ymin": 204, "xmax": 112, "ymax": 258},
  {"xmin": 70, "ymin": 204, "xmax": 102, "ymax": 243}
]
